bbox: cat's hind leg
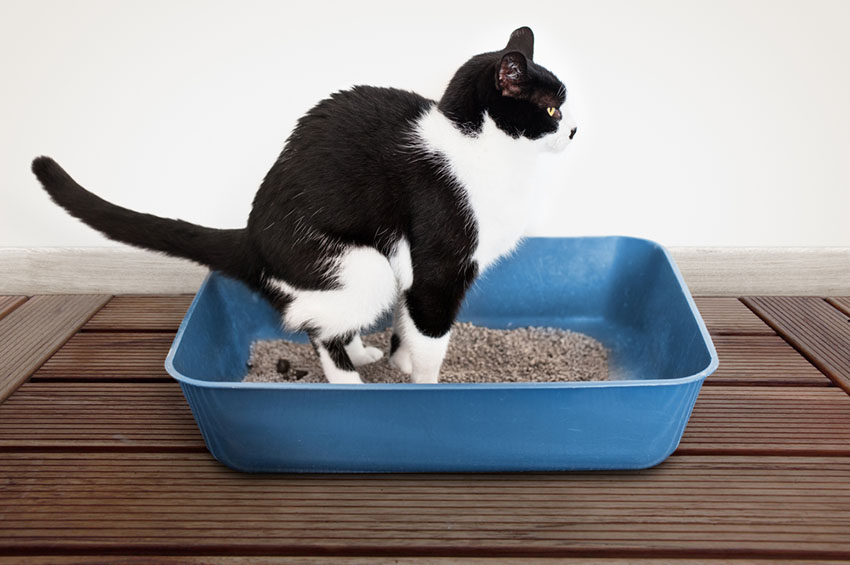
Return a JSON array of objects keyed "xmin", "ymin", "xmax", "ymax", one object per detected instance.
[
  {"xmin": 311, "ymin": 332, "xmax": 363, "ymax": 384},
  {"xmin": 388, "ymin": 303, "xmax": 413, "ymax": 374},
  {"xmin": 268, "ymin": 245, "xmax": 397, "ymax": 383},
  {"xmin": 388, "ymin": 237, "xmax": 414, "ymax": 374}
]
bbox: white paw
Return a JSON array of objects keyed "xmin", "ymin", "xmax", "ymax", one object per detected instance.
[
  {"xmin": 324, "ymin": 369, "xmax": 363, "ymax": 384},
  {"xmin": 350, "ymin": 346, "xmax": 384, "ymax": 367},
  {"xmin": 389, "ymin": 348, "xmax": 413, "ymax": 374},
  {"xmin": 411, "ymin": 372, "xmax": 440, "ymax": 384}
]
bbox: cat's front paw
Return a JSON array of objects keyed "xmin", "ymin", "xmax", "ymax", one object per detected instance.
[
  {"xmin": 389, "ymin": 349, "xmax": 413, "ymax": 374},
  {"xmin": 351, "ymin": 346, "xmax": 383, "ymax": 366}
]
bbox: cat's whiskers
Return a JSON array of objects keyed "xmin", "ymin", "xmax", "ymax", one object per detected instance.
[{"xmin": 557, "ymin": 83, "xmax": 566, "ymax": 99}]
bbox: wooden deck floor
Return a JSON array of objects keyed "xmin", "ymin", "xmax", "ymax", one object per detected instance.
[{"xmin": 1, "ymin": 294, "xmax": 849, "ymax": 562}]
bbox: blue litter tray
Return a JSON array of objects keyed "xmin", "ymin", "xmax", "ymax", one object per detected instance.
[{"xmin": 166, "ymin": 236, "xmax": 718, "ymax": 472}]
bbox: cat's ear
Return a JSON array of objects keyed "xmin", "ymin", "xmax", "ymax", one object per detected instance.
[
  {"xmin": 496, "ymin": 51, "xmax": 528, "ymax": 97},
  {"xmin": 505, "ymin": 26, "xmax": 534, "ymax": 61}
]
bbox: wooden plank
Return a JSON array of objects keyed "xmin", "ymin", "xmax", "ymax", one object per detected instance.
[
  {"xmin": 678, "ymin": 387, "xmax": 850, "ymax": 455},
  {"xmin": 0, "ymin": 382, "xmax": 202, "ymax": 450},
  {"xmin": 1, "ymin": 453, "xmax": 849, "ymax": 559},
  {"xmin": 743, "ymin": 297, "xmax": 850, "ymax": 393},
  {"xmin": 0, "ymin": 554, "xmax": 829, "ymax": 564},
  {"xmin": 706, "ymin": 335, "xmax": 831, "ymax": 386},
  {"xmin": 0, "ymin": 382, "xmax": 198, "ymax": 449},
  {"xmin": 31, "ymin": 332, "xmax": 175, "ymax": 381},
  {"xmin": 826, "ymin": 296, "xmax": 850, "ymax": 317},
  {"xmin": 3, "ymin": 383, "xmax": 850, "ymax": 456},
  {"xmin": 1, "ymin": 554, "xmax": 833, "ymax": 565},
  {"xmin": 13, "ymin": 554, "xmax": 815, "ymax": 565},
  {"xmin": 0, "ymin": 296, "xmax": 28, "ymax": 322},
  {"xmin": 0, "ymin": 295, "xmax": 111, "ymax": 402},
  {"xmin": 693, "ymin": 298, "xmax": 775, "ymax": 336},
  {"xmin": 82, "ymin": 295, "xmax": 193, "ymax": 331}
]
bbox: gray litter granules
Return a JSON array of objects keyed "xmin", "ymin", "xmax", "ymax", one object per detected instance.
[{"xmin": 244, "ymin": 322, "xmax": 608, "ymax": 384}]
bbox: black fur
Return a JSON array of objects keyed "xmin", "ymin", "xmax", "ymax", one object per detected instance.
[
  {"xmin": 31, "ymin": 27, "xmax": 568, "ymax": 376},
  {"xmin": 30, "ymin": 156, "xmax": 258, "ymax": 284},
  {"xmin": 316, "ymin": 333, "xmax": 356, "ymax": 373},
  {"xmin": 248, "ymin": 86, "xmax": 450, "ymax": 291},
  {"xmin": 438, "ymin": 27, "xmax": 566, "ymax": 138}
]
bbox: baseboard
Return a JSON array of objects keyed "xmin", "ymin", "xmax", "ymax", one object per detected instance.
[
  {"xmin": 1, "ymin": 246, "xmax": 849, "ymax": 295},
  {"xmin": 0, "ymin": 248, "xmax": 208, "ymax": 295},
  {"xmin": 669, "ymin": 247, "xmax": 850, "ymax": 296}
]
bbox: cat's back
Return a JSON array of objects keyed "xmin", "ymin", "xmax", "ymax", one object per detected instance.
[
  {"xmin": 258, "ymin": 85, "xmax": 436, "ymax": 205},
  {"xmin": 250, "ymin": 86, "xmax": 444, "ymax": 265},
  {"xmin": 290, "ymin": 86, "xmax": 433, "ymax": 153}
]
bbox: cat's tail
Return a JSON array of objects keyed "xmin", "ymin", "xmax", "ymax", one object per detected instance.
[{"xmin": 31, "ymin": 156, "xmax": 256, "ymax": 283}]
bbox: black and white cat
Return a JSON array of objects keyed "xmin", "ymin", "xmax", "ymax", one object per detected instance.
[{"xmin": 32, "ymin": 26, "xmax": 577, "ymax": 384}]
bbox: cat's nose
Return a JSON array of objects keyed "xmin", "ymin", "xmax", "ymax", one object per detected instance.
[{"xmin": 569, "ymin": 127, "xmax": 577, "ymax": 140}]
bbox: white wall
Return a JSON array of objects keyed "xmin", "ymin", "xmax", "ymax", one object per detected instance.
[{"xmin": 2, "ymin": 0, "xmax": 849, "ymax": 248}]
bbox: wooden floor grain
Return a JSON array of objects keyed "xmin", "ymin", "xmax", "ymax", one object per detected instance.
[
  {"xmin": 706, "ymin": 335, "xmax": 830, "ymax": 386},
  {"xmin": 2, "ymin": 453, "xmax": 850, "ymax": 558},
  {"xmin": 0, "ymin": 294, "xmax": 110, "ymax": 401},
  {"xmin": 827, "ymin": 296, "xmax": 850, "ymax": 317},
  {"xmin": 31, "ymin": 332, "xmax": 175, "ymax": 381},
  {"xmin": 0, "ymin": 554, "xmax": 835, "ymax": 565},
  {"xmin": 0, "ymin": 293, "xmax": 848, "ymax": 562},
  {"xmin": 743, "ymin": 296, "xmax": 850, "ymax": 392},
  {"xmin": 0, "ymin": 295, "xmax": 27, "ymax": 322},
  {"xmin": 693, "ymin": 297, "xmax": 776, "ymax": 335},
  {"xmin": 82, "ymin": 295, "xmax": 193, "ymax": 332}
]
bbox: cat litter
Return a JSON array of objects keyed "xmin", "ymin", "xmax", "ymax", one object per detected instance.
[{"xmin": 244, "ymin": 322, "xmax": 608, "ymax": 384}]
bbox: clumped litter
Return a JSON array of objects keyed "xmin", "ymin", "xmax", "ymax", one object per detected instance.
[{"xmin": 244, "ymin": 322, "xmax": 608, "ymax": 384}]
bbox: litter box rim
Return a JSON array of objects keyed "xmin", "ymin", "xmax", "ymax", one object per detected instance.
[{"xmin": 165, "ymin": 235, "xmax": 719, "ymax": 390}]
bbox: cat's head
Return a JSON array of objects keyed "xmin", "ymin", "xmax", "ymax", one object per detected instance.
[{"xmin": 438, "ymin": 27, "xmax": 576, "ymax": 152}]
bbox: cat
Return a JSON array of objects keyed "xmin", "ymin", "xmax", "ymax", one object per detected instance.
[{"xmin": 31, "ymin": 26, "xmax": 577, "ymax": 384}]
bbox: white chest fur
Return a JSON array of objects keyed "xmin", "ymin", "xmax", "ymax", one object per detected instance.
[{"xmin": 414, "ymin": 107, "xmax": 540, "ymax": 272}]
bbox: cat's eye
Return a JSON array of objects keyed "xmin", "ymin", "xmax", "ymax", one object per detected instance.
[
  {"xmin": 546, "ymin": 107, "xmax": 562, "ymax": 121},
  {"xmin": 546, "ymin": 107, "xmax": 555, "ymax": 117}
]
